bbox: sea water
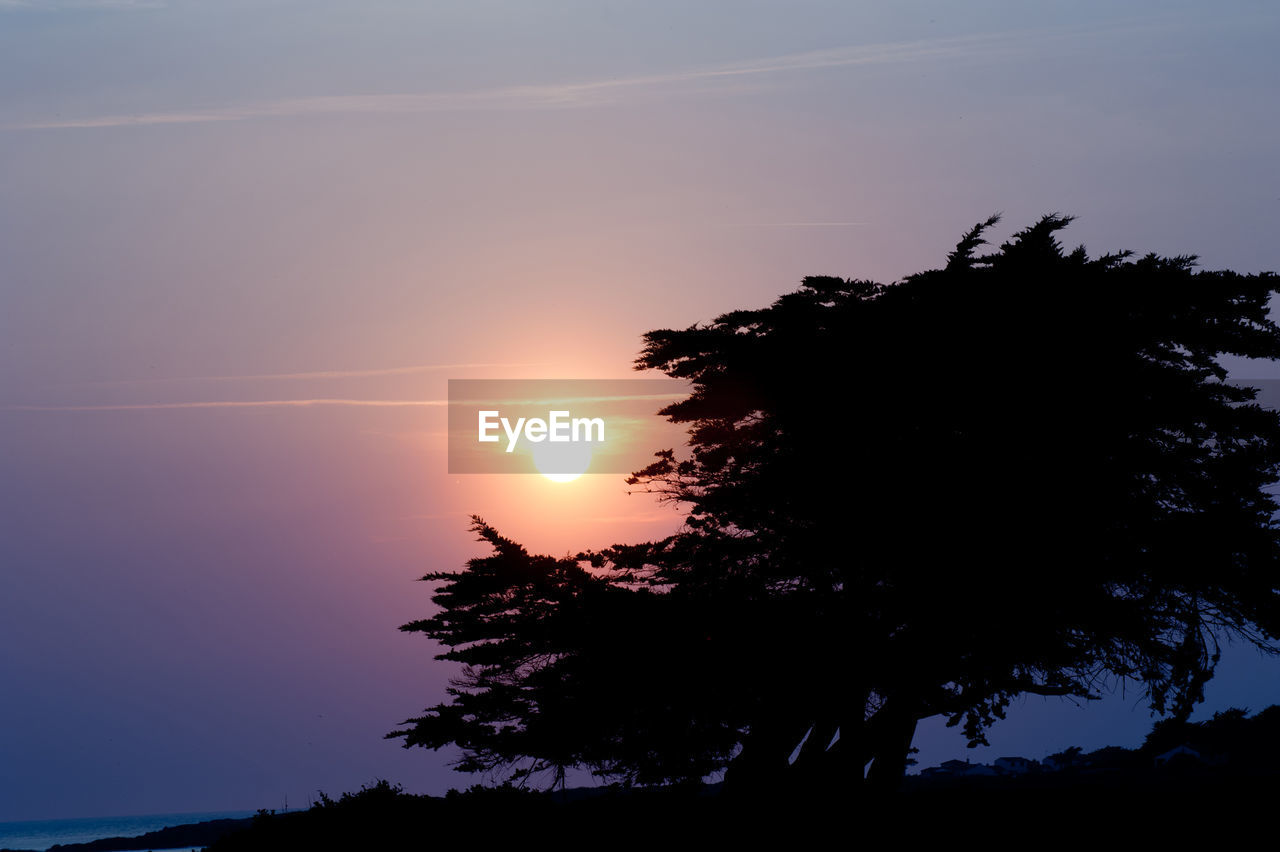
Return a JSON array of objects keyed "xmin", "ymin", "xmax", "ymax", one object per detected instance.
[{"xmin": 0, "ymin": 810, "xmax": 255, "ymax": 852}]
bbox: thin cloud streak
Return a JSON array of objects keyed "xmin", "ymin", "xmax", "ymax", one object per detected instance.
[
  {"xmin": 449, "ymin": 393, "xmax": 690, "ymax": 406},
  {"xmin": 7, "ymin": 398, "xmax": 450, "ymax": 411},
  {"xmin": 16, "ymin": 30, "xmax": 1056, "ymax": 130},
  {"xmin": 725, "ymin": 222, "xmax": 871, "ymax": 227},
  {"xmin": 86, "ymin": 362, "xmax": 545, "ymax": 386},
  {"xmin": 6, "ymin": 392, "xmax": 687, "ymax": 412},
  {"xmin": 0, "ymin": 0, "xmax": 163, "ymax": 8}
]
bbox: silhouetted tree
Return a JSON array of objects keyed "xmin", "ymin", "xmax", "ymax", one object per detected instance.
[
  {"xmin": 1044, "ymin": 746, "xmax": 1085, "ymax": 770},
  {"xmin": 392, "ymin": 214, "xmax": 1280, "ymax": 795},
  {"xmin": 388, "ymin": 521, "xmax": 747, "ymax": 788}
]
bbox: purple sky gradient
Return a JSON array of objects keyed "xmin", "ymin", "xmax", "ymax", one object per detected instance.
[{"xmin": 3, "ymin": 0, "xmax": 1280, "ymax": 820}]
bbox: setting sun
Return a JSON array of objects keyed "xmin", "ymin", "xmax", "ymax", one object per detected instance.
[{"xmin": 531, "ymin": 438, "xmax": 593, "ymax": 482}]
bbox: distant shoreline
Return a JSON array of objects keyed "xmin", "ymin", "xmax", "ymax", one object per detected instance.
[{"xmin": 0, "ymin": 812, "xmax": 255, "ymax": 852}]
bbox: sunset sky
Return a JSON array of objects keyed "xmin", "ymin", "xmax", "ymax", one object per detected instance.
[{"xmin": 3, "ymin": 1, "xmax": 1280, "ymax": 821}]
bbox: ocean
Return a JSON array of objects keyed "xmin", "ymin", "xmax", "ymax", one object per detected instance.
[{"xmin": 0, "ymin": 810, "xmax": 256, "ymax": 852}]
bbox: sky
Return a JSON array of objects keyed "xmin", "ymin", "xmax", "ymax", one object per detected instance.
[{"xmin": 2, "ymin": 0, "xmax": 1280, "ymax": 821}]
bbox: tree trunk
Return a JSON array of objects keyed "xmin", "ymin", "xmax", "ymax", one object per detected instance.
[
  {"xmin": 863, "ymin": 700, "xmax": 919, "ymax": 791},
  {"xmin": 722, "ymin": 713, "xmax": 809, "ymax": 799}
]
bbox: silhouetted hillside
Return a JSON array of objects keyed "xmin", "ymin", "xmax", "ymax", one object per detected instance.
[{"xmin": 912, "ymin": 704, "xmax": 1280, "ymax": 785}]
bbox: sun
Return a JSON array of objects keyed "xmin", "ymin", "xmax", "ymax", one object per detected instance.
[{"xmin": 531, "ymin": 439, "xmax": 594, "ymax": 483}]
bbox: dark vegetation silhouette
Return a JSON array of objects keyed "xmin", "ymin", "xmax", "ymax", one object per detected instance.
[
  {"xmin": 907, "ymin": 704, "xmax": 1280, "ymax": 797},
  {"xmin": 50, "ymin": 707, "xmax": 1280, "ymax": 852},
  {"xmin": 389, "ymin": 214, "xmax": 1280, "ymax": 796}
]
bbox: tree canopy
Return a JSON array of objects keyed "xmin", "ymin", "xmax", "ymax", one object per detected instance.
[{"xmin": 389, "ymin": 214, "xmax": 1280, "ymax": 793}]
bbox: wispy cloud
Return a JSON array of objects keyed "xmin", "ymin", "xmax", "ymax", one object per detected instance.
[
  {"xmin": 6, "ymin": 391, "xmax": 687, "ymax": 412},
  {"xmin": 86, "ymin": 362, "xmax": 544, "ymax": 386},
  {"xmin": 15, "ymin": 30, "xmax": 1038, "ymax": 130},
  {"xmin": 0, "ymin": 0, "xmax": 164, "ymax": 9},
  {"xmin": 6, "ymin": 398, "xmax": 449, "ymax": 411},
  {"xmin": 449, "ymin": 393, "xmax": 688, "ymax": 407},
  {"xmin": 724, "ymin": 222, "xmax": 872, "ymax": 228}
]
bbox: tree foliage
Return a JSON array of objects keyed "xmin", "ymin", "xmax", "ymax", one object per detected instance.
[
  {"xmin": 390, "ymin": 214, "xmax": 1280, "ymax": 792},
  {"xmin": 388, "ymin": 522, "xmax": 748, "ymax": 787}
]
